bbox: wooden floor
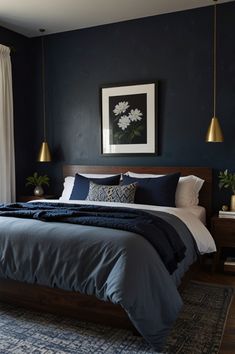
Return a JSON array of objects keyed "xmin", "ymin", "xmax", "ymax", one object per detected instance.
[{"xmin": 193, "ymin": 269, "xmax": 235, "ymax": 354}]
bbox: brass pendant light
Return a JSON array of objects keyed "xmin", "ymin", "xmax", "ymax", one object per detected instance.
[
  {"xmin": 205, "ymin": 0, "xmax": 224, "ymax": 142},
  {"xmin": 38, "ymin": 29, "xmax": 52, "ymax": 161}
]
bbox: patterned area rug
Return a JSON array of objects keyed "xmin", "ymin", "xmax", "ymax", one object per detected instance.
[{"xmin": 0, "ymin": 281, "xmax": 233, "ymax": 354}]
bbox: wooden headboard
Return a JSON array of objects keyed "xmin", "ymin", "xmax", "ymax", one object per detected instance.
[{"xmin": 63, "ymin": 165, "xmax": 212, "ymax": 224}]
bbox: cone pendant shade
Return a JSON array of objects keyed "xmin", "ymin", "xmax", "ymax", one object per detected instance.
[
  {"xmin": 38, "ymin": 141, "xmax": 51, "ymax": 162},
  {"xmin": 206, "ymin": 116, "xmax": 224, "ymax": 142}
]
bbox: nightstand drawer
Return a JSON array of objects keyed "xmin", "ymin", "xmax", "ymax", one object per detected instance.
[
  {"xmin": 211, "ymin": 217, "xmax": 235, "ymax": 246},
  {"xmin": 213, "ymin": 232, "xmax": 235, "ymax": 247},
  {"xmin": 214, "ymin": 224, "xmax": 235, "ymax": 237}
]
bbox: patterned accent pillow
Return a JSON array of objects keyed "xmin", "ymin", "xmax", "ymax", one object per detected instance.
[{"xmin": 86, "ymin": 182, "xmax": 137, "ymax": 203}]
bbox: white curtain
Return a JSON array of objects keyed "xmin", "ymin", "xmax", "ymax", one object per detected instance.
[{"xmin": 0, "ymin": 44, "xmax": 15, "ymax": 203}]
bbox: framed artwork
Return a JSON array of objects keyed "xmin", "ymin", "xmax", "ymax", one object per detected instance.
[{"xmin": 101, "ymin": 82, "xmax": 158, "ymax": 155}]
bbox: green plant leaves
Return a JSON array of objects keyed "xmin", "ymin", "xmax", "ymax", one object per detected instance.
[
  {"xmin": 218, "ymin": 169, "xmax": 235, "ymax": 194},
  {"xmin": 25, "ymin": 172, "xmax": 50, "ymax": 187}
]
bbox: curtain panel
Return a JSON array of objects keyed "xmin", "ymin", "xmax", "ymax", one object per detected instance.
[{"xmin": 0, "ymin": 44, "xmax": 15, "ymax": 203}]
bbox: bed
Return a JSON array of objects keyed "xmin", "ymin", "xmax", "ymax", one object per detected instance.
[{"xmin": 0, "ymin": 165, "xmax": 215, "ymax": 351}]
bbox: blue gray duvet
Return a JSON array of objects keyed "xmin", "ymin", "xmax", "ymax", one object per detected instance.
[{"xmin": 0, "ymin": 202, "xmax": 198, "ymax": 351}]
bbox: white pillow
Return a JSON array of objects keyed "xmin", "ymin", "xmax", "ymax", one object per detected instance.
[
  {"xmin": 125, "ymin": 172, "xmax": 163, "ymax": 178},
  {"xmin": 176, "ymin": 175, "xmax": 204, "ymax": 207},
  {"xmin": 126, "ymin": 171, "xmax": 204, "ymax": 207},
  {"xmin": 59, "ymin": 176, "xmax": 75, "ymax": 200},
  {"xmin": 79, "ymin": 173, "xmax": 117, "ymax": 178},
  {"xmin": 59, "ymin": 174, "xmax": 118, "ymax": 201}
]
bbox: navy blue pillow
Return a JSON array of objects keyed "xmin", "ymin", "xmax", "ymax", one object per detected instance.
[
  {"xmin": 122, "ymin": 173, "xmax": 180, "ymax": 207},
  {"xmin": 70, "ymin": 174, "xmax": 121, "ymax": 200}
]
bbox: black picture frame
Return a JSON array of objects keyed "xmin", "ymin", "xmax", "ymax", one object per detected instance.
[{"xmin": 101, "ymin": 82, "xmax": 158, "ymax": 155}]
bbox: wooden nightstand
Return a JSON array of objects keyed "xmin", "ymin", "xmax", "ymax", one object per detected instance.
[
  {"xmin": 211, "ymin": 216, "xmax": 235, "ymax": 272},
  {"xmin": 18, "ymin": 195, "xmax": 55, "ymax": 202}
]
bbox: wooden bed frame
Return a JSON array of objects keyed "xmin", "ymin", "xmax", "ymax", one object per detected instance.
[{"xmin": 0, "ymin": 165, "xmax": 212, "ymax": 331}]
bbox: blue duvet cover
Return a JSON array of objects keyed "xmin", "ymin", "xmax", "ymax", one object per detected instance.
[{"xmin": 0, "ymin": 202, "xmax": 198, "ymax": 351}]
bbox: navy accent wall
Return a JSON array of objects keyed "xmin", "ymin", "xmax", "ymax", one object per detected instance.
[
  {"xmin": 2, "ymin": 2, "xmax": 235, "ymax": 210},
  {"xmin": 37, "ymin": 2, "xmax": 235, "ymax": 209}
]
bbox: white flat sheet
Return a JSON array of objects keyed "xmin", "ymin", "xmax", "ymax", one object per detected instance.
[
  {"xmin": 181, "ymin": 205, "xmax": 206, "ymax": 224},
  {"xmin": 30, "ymin": 199, "xmax": 216, "ymax": 254}
]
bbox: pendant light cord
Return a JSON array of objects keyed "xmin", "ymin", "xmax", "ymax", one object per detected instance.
[
  {"xmin": 40, "ymin": 30, "xmax": 46, "ymax": 141},
  {"xmin": 213, "ymin": 1, "xmax": 217, "ymax": 118}
]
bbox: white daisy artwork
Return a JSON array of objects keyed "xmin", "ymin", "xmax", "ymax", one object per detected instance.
[{"xmin": 101, "ymin": 82, "xmax": 157, "ymax": 154}]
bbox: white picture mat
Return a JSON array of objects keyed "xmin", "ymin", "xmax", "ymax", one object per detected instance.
[{"xmin": 102, "ymin": 83, "xmax": 156, "ymax": 154}]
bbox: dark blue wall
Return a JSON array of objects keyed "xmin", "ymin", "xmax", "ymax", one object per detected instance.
[
  {"xmin": 2, "ymin": 2, "xmax": 235, "ymax": 210},
  {"xmin": 39, "ymin": 2, "xmax": 235, "ymax": 209}
]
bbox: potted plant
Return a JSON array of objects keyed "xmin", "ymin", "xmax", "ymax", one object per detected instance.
[
  {"xmin": 218, "ymin": 169, "xmax": 235, "ymax": 211},
  {"xmin": 26, "ymin": 172, "xmax": 50, "ymax": 196}
]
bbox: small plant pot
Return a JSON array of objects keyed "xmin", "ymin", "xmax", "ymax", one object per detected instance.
[
  {"xmin": 34, "ymin": 186, "xmax": 44, "ymax": 197},
  {"xmin": 231, "ymin": 195, "xmax": 235, "ymax": 211}
]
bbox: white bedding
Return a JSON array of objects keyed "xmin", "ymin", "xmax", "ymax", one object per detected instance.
[
  {"xmin": 183, "ymin": 205, "xmax": 206, "ymax": 224},
  {"xmin": 30, "ymin": 199, "xmax": 216, "ymax": 255}
]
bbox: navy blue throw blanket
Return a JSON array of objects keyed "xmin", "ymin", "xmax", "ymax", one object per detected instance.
[{"xmin": 0, "ymin": 202, "xmax": 186, "ymax": 274}]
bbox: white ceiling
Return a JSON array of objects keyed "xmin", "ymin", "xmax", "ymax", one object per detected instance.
[{"xmin": 0, "ymin": 0, "xmax": 233, "ymax": 38}]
